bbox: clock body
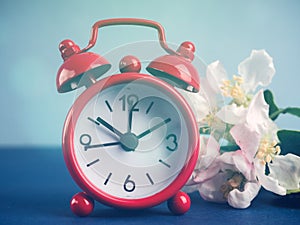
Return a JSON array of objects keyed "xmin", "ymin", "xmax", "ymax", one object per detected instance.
[{"xmin": 62, "ymin": 72, "xmax": 199, "ymax": 209}]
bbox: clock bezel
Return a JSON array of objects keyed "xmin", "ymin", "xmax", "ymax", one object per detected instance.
[{"xmin": 62, "ymin": 72, "xmax": 199, "ymax": 209}]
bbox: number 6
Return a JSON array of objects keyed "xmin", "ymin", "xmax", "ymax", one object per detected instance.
[{"xmin": 123, "ymin": 175, "xmax": 136, "ymax": 192}]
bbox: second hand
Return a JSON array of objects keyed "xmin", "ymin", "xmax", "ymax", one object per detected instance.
[{"xmin": 84, "ymin": 142, "xmax": 120, "ymax": 151}]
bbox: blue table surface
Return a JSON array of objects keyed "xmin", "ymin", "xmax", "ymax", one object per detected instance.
[{"xmin": 0, "ymin": 147, "xmax": 299, "ymax": 225}]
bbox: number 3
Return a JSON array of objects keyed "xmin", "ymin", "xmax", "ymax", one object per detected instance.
[{"xmin": 166, "ymin": 134, "xmax": 178, "ymax": 151}]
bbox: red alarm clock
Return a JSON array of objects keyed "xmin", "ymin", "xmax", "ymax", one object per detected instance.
[{"xmin": 56, "ymin": 18, "xmax": 200, "ymax": 216}]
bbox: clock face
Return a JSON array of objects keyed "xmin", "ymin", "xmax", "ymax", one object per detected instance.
[{"xmin": 64, "ymin": 73, "xmax": 199, "ymax": 208}]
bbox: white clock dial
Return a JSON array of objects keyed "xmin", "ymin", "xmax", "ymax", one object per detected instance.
[{"xmin": 73, "ymin": 80, "xmax": 190, "ymax": 199}]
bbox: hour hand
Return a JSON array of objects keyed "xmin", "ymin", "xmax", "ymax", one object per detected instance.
[{"xmin": 96, "ymin": 116, "xmax": 123, "ymax": 138}]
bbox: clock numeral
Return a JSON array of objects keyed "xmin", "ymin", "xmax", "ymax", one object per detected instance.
[
  {"xmin": 123, "ymin": 175, "xmax": 136, "ymax": 192},
  {"xmin": 119, "ymin": 94, "xmax": 139, "ymax": 111},
  {"xmin": 80, "ymin": 134, "xmax": 92, "ymax": 146},
  {"xmin": 166, "ymin": 134, "xmax": 178, "ymax": 151}
]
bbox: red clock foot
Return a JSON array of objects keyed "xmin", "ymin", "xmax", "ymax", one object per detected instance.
[
  {"xmin": 167, "ymin": 191, "xmax": 191, "ymax": 215},
  {"xmin": 70, "ymin": 192, "xmax": 94, "ymax": 217}
]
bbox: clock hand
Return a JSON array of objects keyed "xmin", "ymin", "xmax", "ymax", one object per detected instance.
[
  {"xmin": 84, "ymin": 141, "xmax": 120, "ymax": 151},
  {"xmin": 137, "ymin": 118, "xmax": 171, "ymax": 139},
  {"xmin": 96, "ymin": 117, "xmax": 123, "ymax": 138},
  {"xmin": 127, "ymin": 102, "xmax": 139, "ymax": 133},
  {"xmin": 87, "ymin": 117, "xmax": 100, "ymax": 125}
]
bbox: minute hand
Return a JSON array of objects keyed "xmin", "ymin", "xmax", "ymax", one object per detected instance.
[{"xmin": 137, "ymin": 118, "xmax": 171, "ymax": 139}]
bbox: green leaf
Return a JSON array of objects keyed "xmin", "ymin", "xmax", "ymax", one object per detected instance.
[
  {"xmin": 282, "ymin": 107, "xmax": 300, "ymax": 117},
  {"xmin": 277, "ymin": 130, "xmax": 300, "ymax": 156},
  {"xmin": 264, "ymin": 89, "xmax": 280, "ymax": 120},
  {"xmin": 220, "ymin": 145, "xmax": 240, "ymax": 153},
  {"xmin": 199, "ymin": 126, "xmax": 210, "ymax": 135},
  {"xmin": 269, "ymin": 107, "xmax": 300, "ymax": 119},
  {"xmin": 264, "ymin": 90, "xmax": 300, "ymax": 119}
]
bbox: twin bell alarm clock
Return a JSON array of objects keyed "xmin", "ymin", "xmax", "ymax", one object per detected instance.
[{"xmin": 56, "ymin": 18, "xmax": 200, "ymax": 216}]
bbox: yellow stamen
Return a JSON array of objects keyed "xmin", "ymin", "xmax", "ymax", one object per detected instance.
[
  {"xmin": 275, "ymin": 146, "xmax": 281, "ymax": 155},
  {"xmin": 221, "ymin": 79, "xmax": 231, "ymax": 97},
  {"xmin": 220, "ymin": 76, "xmax": 248, "ymax": 106},
  {"xmin": 233, "ymin": 75, "xmax": 244, "ymax": 84},
  {"xmin": 256, "ymin": 137, "xmax": 281, "ymax": 164},
  {"xmin": 203, "ymin": 112, "xmax": 216, "ymax": 127}
]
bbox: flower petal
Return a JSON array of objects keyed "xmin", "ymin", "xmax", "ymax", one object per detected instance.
[
  {"xmin": 193, "ymin": 163, "xmax": 220, "ymax": 183},
  {"xmin": 238, "ymin": 49, "xmax": 275, "ymax": 92},
  {"xmin": 269, "ymin": 154, "xmax": 300, "ymax": 190},
  {"xmin": 203, "ymin": 135, "xmax": 220, "ymax": 159},
  {"xmin": 246, "ymin": 90, "xmax": 270, "ymax": 134},
  {"xmin": 183, "ymin": 90, "xmax": 210, "ymax": 125},
  {"xmin": 230, "ymin": 123, "xmax": 260, "ymax": 162},
  {"xmin": 206, "ymin": 60, "xmax": 228, "ymax": 94},
  {"xmin": 195, "ymin": 136, "xmax": 220, "ymax": 169},
  {"xmin": 254, "ymin": 159, "xmax": 286, "ymax": 195},
  {"xmin": 192, "ymin": 136, "xmax": 220, "ymax": 183},
  {"xmin": 219, "ymin": 150, "xmax": 254, "ymax": 181},
  {"xmin": 227, "ymin": 182, "xmax": 261, "ymax": 209},
  {"xmin": 200, "ymin": 77, "xmax": 220, "ymax": 107},
  {"xmin": 198, "ymin": 173, "xmax": 227, "ymax": 203},
  {"xmin": 232, "ymin": 151, "xmax": 255, "ymax": 181},
  {"xmin": 216, "ymin": 104, "xmax": 248, "ymax": 125}
]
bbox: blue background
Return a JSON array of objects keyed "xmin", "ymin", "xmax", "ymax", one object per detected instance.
[{"xmin": 0, "ymin": 0, "xmax": 299, "ymax": 146}]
